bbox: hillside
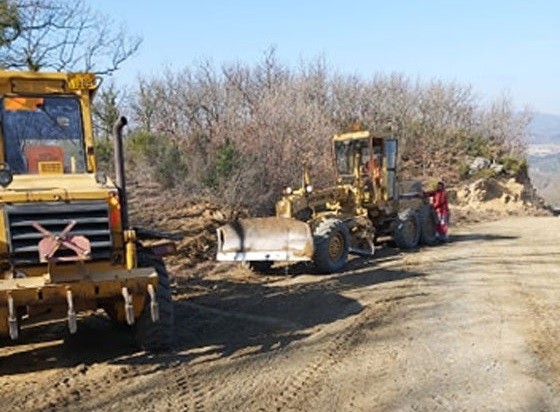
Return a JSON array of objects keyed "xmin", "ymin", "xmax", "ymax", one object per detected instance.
[
  {"xmin": 528, "ymin": 113, "xmax": 560, "ymax": 144},
  {"xmin": 528, "ymin": 152, "xmax": 560, "ymax": 207},
  {"xmin": 525, "ymin": 113, "xmax": 560, "ymax": 206}
]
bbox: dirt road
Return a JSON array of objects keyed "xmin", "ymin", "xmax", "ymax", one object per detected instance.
[{"xmin": 1, "ymin": 216, "xmax": 560, "ymax": 411}]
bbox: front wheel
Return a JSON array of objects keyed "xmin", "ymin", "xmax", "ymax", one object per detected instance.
[
  {"xmin": 393, "ymin": 208, "xmax": 420, "ymax": 250},
  {"xmin": 312, "ymin": 219, "xmax": 349, "ymax": 273},
  {"xmin": 418, "ymin": 204, "xmax": 439, "ymax": 246}
]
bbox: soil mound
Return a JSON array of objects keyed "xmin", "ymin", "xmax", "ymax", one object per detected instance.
[
  {"xmin": 127, "ymin": 181, "xmax": 229, "ymax": 272},
  {"xmin": 449, "ymin": 175, "xmax": 550, "ymax": 225}
]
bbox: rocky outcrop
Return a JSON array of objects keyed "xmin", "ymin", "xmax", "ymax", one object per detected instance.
[
  {"xmin": 456, "ymin": 177, "xmax": 535, "ymax": 206},
  {"xmin": 449, "ymin": 174, "xmax": 550, "ymax": 225}
]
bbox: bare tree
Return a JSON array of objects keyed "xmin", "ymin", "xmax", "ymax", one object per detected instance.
[
  {"xmin": 131, "ymin": 77, "xmax": 159, "ymax": 133},
  {"xmin": 92, "ymin": 80, "xmax": 122, "ymax": 142},
  {"xmin": 0, "ymin": 0, "xmax": 141, "ymax": 74},
  {"xmin": 127, "ymin": 50, "xmax": 532, "ymax": 212},
  {"xmin": 476, "ymin": 93, "xmax": 532, "ymax": 159},
  {"xmin": 0, "ymin": 0, "xmax": 20, "ymax": 46}
]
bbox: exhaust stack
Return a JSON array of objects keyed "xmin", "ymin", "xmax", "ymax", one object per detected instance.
[{"xmin": 113, "ymin": 116, "xmax": 129, "ymax": 229}]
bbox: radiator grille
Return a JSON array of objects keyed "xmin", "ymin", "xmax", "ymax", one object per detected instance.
[{"xmin": 5, "ymin": 201, "xmax": 113, "ymax": 265}]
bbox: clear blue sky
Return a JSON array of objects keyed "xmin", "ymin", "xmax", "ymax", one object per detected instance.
[{"xmin": 93, "ymin": 0, "xmax": 560, "ymax": 115}]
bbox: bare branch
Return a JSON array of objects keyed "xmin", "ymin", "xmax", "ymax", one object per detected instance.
[{"xmin": 0, "ymin": 0, "xmax": 142, "ymax": 73}]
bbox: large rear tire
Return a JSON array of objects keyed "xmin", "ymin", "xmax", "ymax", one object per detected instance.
[
  {"xmin": 393, "ymin": 208, "xmax": 420, "ymax": 250},
  {"xmin": 135, "ymin": 253, "xmax": 175, "ymax": 352},
  {"xmin": 312, "ymin": 218, "xmax": 349, "ymax": 273},
  {"xmin": 418, "ymin": 204, "xmax": 439, "ymax": 246}
]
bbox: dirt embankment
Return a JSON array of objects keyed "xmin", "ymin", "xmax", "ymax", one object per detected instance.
[
  {"xmin": 448, "ymin": 174, "xmax": 550, "ymax": 226},
  {"xmin": 127, "ymin": 181, "xmax": 229, "ymax": 271}
]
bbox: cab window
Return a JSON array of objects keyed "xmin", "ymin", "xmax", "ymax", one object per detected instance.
[{"xmin": 1, "ymin": 96, "xmax": 86, "ymax": 174}]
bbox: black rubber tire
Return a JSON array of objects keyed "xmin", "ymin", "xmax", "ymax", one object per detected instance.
[
  {"xmin": 135, "ymin": 253, "xmax": 175, "ymax": 352},
  {"xmin": 393, "ymin": 208, "xmax": 420, "ymax": 250},
  {"xmin": 248, "ymin": 261, "xmax": 273, "ymax": 273},
  {"xmin": 312, "ymin": 218, "xmax": 349, "ymax": 273},
  {"xmin": 418, "ymin": 204, "xmax": 439, "ymax": 246}
]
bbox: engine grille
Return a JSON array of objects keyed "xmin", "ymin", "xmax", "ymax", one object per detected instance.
[{"xmin": 5, "ymin": 201, "xmax": 113, "ymax": 265}]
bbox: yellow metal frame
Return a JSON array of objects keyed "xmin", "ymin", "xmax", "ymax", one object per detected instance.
[
  {"xmin": 0, "ymin": 71, "xmax": 159, "ymax": 339},
  {"xmin": 0, "ymin": 267, "xmax": 157, "ymax": 306},
  {"xmin": 0, "ymin": 267, "xmax": 158, "ymax": 336}
]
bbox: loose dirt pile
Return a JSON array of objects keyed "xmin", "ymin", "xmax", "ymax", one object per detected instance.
[
  {"xmin": 127, "ymin": 181, "xmax": 230, "ymax": 271},
  {"xmin": 449, "ymin": 175, "xmax": 550, "ymax": 226}
]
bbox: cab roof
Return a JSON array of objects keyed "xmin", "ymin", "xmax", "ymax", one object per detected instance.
[
  {"xmin": 332, "ymin": 130, "xmax": 371, "ymax": 142},
  {"xmin": 0, "ymin": 71, "xmax": 99, "ymax": 95},
  {"xmin": 332, "ymin": 130, "xmax": 396, "ymax": 142}
]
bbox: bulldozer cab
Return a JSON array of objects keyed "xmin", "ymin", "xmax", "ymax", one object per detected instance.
[{"xmin": 332, "ymin": 131, "xmax": 398, "ymax": 203}]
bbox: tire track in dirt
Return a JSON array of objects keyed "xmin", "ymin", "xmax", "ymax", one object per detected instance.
[
  {"xmin": 157, "ymin": 285, "xmax": 375, "ymax": 411},
  {"xmin": 252, "ymin": 295, "xmax": 398, "ymax": 411},
  {"xmin": 164, "ymin": 270, "xmax": 366, "ymax": 410},
  {"xmin": 499, "ymin": 247, "xmax": 560, "ymax": 395},
  {"xmin": 171, "ymin": 367, "xmax": 208, "ymax": 412},
  {"xmin": 162, "ymin": 300, "xmax": 304, "ymax": 410},
  {"xmin": 158, "ymin": 323, "xmax": 292, "ymax": 409},
  {"xmin": 228, "ymin": 257, "xmax": 426, "ymax": 411},
  {"xmin": 143, "ymin": 288, "xmax": 396, "ymax": 411}
]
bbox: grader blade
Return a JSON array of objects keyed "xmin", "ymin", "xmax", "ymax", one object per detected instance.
[{"xmin": 216, "ymin": 217, "xmax": 314, "ymax": 262}]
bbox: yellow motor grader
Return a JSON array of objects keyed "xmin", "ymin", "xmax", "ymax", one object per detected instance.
[
  {"xmin": 0, "ymin": 71, "xmax": 174, "ymax": 351},
  {"xmin": 217, "ymin": 130, "xmax": 438, "ymax": 273}
]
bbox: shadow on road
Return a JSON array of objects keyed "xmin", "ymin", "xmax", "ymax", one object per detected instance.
[
  {"xmin": 0, "ymin": 316, "xmax": 139, "ymax": 376},
  {"xmin": 0, "ymin": 250, "xmax": 424, "ymax": 376},
  {"xmin": 255, "ymin": 244, "xmax": 403, "ymax": 277},
  {"xmin": 450, "ymin": 233, "xmax": 518, "ymax": 243}
]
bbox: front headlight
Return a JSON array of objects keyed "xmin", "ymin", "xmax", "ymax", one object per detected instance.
[
  {"xmin": 0, "ymin": 164, "xmax": 13, "ymax": 188},
  {"xmin": 283, "ymin": 186, "xmax": 293, "ymax": 195},
  {"xmin": 305, "ymin": 184, "xmax": 313, "ymax": 194}
]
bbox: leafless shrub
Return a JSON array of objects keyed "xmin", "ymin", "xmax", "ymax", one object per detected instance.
[
  {"xmin": 127, "ymin": 49, "xmax": 531, "ymax": 213},
  {"xmin": 0, "ymin": 0, "xmax": 141, "ymax": 74}
]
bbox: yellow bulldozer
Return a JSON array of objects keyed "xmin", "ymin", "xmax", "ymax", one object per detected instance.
[
  {"xmin": 217, "ymin": 130, "xmax": 439, "ymax": 273},
  {"xmin": 0, "ymin": 71, "xmax": 175, "ymax": 351}
]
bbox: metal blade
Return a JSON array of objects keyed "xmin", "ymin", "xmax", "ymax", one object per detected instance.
[{"xmin": 216, "ymin": 217, "xmax": 313, "ymax": 262}]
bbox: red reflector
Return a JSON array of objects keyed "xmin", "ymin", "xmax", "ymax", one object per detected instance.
[
  {"xmin": 110, "ymin": 208, "xmax": 121, "ymax": 228},
  {"xmin": 108, "ymin": 194, "xmax": 122, "ymax": 230}
]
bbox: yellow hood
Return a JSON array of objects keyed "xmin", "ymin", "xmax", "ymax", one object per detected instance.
[{"xmin": 0, "ymin": 174, "xmax": 117, "ymax": 203}]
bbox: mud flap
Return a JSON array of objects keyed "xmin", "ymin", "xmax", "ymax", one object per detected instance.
[{"xmin": 216, "ymin": 217, "xmax": 314, "ymax": 262}]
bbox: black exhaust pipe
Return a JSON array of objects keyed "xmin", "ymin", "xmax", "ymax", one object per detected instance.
[{"xmin": 113, "ymin": 116, "xmax": 129, "ymax": 229}]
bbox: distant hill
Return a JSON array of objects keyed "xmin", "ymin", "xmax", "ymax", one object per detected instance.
[
  {"xmin": 526, "ymin": 113, "xmax": 560, "ymax": 206},
  {"xmin": 528, "ymin": 113, "xmax": 560, "ymax": 144}
]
